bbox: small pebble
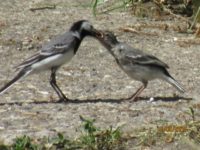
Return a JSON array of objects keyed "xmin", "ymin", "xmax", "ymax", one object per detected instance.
[{"xmin": 148, "ymin": 97, "xmax": 155, "ymax": 103}]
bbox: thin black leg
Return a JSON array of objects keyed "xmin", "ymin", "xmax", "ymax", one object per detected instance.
[{"xmin": 50, "ymin": 67, "xmax": 68, "ymax": 102}]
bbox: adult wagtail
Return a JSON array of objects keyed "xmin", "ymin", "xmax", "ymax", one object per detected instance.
[
  {"xmin": 96, "ymin": 31, "xmax": 185, "ymax": 101},
  {"xmin": 0, "ymin": 20, "xmax": 100, "ymax": 101}
]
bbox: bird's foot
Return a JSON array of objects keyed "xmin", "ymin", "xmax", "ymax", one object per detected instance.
[
  {"xmin": 125, "ymin": 95, "xmax": 139, "ymax": 102},
  {"xmin": 57, "ymin": 95, "xmax": 69, "ymax": 103}
]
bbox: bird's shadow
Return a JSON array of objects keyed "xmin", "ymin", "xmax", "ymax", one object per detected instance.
[{"xmin": 0, "ymin": 96, "xmax": 193, "ymax": 106}]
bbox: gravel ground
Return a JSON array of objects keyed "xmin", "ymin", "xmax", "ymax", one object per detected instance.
[{"xmin": 0, "ymin": 0, "xmax": 199, "ymax": 148}]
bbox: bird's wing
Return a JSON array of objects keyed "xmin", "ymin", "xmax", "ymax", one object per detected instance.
[
  {"xmin": 14, "ymin": 52, "xmax": 45, "ymax": 70},
  {"xmin": 15, "ymin": 32, "xmax": 77, "ymax": 70},
  {"xmin": 40, "ymin": 32, "xmax": 76, "ymax": 55},
  {"xmin": 126, "ymin": 54, "xmax": 169, "ymax": 68},
  {"xmin": 121, "ymin": 44, "xmax": 169, "ymax": 68}
]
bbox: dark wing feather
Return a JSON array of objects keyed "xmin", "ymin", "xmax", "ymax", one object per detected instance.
[
  {"xmin": 125, "ymin": 54, "xmax": 169, "ymax": 68},
  {"xmin": 15, "ymin": 53, "xmax": 46, "ymax": 70},
  {"xmin": 120, "ymin": 44, "xmax": 169, "ymax": 68}
]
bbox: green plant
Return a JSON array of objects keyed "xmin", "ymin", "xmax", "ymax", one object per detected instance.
[
  {"xmin": 12, "ymin": 135, "xmax": 38, "ymax": 150},
  {"xmin": 190, "ymin": 6, "xmax": 200, "ymax": 30},
  {"xmin": 79, "ymin": 115, "xmax": 125, "ymax": 150},
  {"xmin": 6, "ymin": 117, "xmax": 125, "ymax": 150},
  {"xmin": 49, "ymin": 132, "xmax": 69, "ymax": 149},
  {"xmin": 90, "ymin": 0, "xmax": 133, "ymax": 16}
]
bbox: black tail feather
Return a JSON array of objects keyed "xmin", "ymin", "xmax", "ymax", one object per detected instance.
[{"xmin": 0, "ymin": 69, "xmax": 30, "ymax": 94}]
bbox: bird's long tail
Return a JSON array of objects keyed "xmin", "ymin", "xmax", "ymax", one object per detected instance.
[
  {"xmin": 165, "ymin": 76, "xmax": 185, "ymax": 93},
  {"xmin": 0, "ymin": 69, "xmax": 31, "ymax": 94}
]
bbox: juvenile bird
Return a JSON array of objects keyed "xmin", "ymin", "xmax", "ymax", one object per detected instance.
[
  {"xmin": 0, "ymin": 20, "xmax": 100, "ymax": 102},
  {"xmin": 97, "ymin": 31, "xmax": 185, "ymax": 101}
]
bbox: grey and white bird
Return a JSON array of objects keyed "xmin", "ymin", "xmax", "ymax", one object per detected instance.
[
  {"xmin": 96, "ymin": 31, "xmax": 185, "ymax": 101},
  {"xmin": 0, "ymin": 20, "xmax": 100, "ymax": 101}
]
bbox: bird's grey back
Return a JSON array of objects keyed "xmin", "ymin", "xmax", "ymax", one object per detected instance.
[
  {"xmin": 117, "ymin": 42, "xmax": 145, "ymax": 55},
  {"xmin": 116, "ymin": 42, "xmax": 169, "ymax": 69},
  {"xmin": 41, "ymin": 31, "xmax": 77, "ymax": 55}
]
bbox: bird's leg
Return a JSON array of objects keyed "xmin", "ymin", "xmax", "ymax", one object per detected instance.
[
  {"xmin": 50, "ymin": 68, "xmax": 68, "ymax": 102},
  {"xmin": 128, "ymin": 82, "xmax": 147, "ymax": 101}
]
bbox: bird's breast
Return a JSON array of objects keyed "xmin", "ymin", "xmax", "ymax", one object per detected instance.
[{"xmin": 31, "ymin": 50, "xmax": 74, "ymax": 72}]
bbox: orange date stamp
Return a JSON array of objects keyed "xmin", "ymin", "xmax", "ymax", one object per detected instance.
[{"xmin": 158, "ymin": 125, "xmax": 188, "ymax": 132}]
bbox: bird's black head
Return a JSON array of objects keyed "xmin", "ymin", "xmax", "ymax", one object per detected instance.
[
  {"xmin": 70, "ymin": 20, "xmax": 100, "ymax": 39},
  {"xmin": 96, "ymin": 30, "xmax": 119, "ymax": 49}
]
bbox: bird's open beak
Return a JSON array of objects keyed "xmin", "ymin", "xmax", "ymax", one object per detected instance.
[{"xmin": 91, "ymin": 28, "xmax": 103, "ymax": 38}]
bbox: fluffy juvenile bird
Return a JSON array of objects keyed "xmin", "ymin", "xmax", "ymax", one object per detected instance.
[
  {"xmin": 97, "ymin": 31, "xmax": 185, "ymax": 101},
  {"xmin": 0, "ymin": 20, "xmax": 100, "ymax": 101}
]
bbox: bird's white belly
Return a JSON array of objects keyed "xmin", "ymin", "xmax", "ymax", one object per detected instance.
[{"xmin": 31, "ymin": 50, "xmax": 74, "ymax": 71}]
